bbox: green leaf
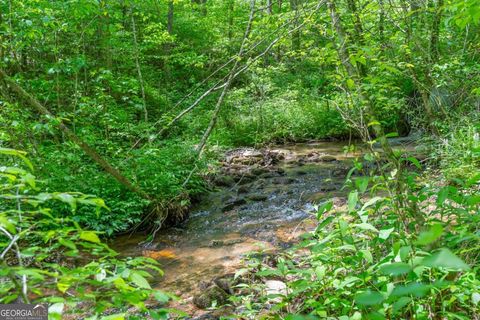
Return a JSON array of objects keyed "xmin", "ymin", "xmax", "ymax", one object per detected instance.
[
  {"xmin": 399, "ymin": 246, "xmax": 411, "ymax": 261},
  {"xmin": 360, "ymin": 249, "xmax": 373, "ymax": 263},
  {"xmin": 348, "ymin": 191, "xmax": 358, "ymax": 212},
  {"xmin": 360, "ymin": 196, "xmax": 384, "ymax": 213},
  {"xmin": 55, "ymin": 193, "xmax": 76, "ymax": 210},
  {"xmin": 392, "ymin": 282, "xmax": 430, "ymax": 297},
  {"xmin": 385, "ymin": 132, "xmax": 399, "ymax": 138},
  {"xmin": 416, "ymin": 224, "xmax": 443, "ymax": 246},
  {"xmin": 316, "ymin": 216, "xmax": 334, "ymax": 231},
  {"xmin": 355, "ymin": 177, "xmax": 369, "ymax": 193},
  {"xmin": 354, "ymin": 291, "xmax": 384, "ymax": 306},
  {"xmin": 0, "ymin": 148, "xmax": 34, "ymax": 171},
  {"xmin": 23, "ymin": 173, "xmax": 36, "ymax": 188},
  {"xmin": 153, "ymin": 291, "xmax": 170, "ymax": 303},
  {"xmin": 379, "ymin": 227, "xmax": 394, "ymax": 240},
  {"xmin": 406, "ymin": 157, "xmax": 422, "ymax": 169},
  {"xmin": 101, "ymin": 314, "xmax": 125, "ymax": 320},
  {"xmin": 379, "ymin": 262, "xmax": 411, "ymax": 276},
  {"xmin": 437, "ymin": 187, "xmax": 449, "ymax": 205},
  {"xmin": 392, "ymin": 297, "xmax": 411, "ymax": 313},
  {"xmin": 316, "ymin": 201, "xmax": 333, "ymax": 218},
  {"xmin": 354, "ymin": 223, "xmax": 379, "ymax": 232},
  {"xmin": 422, "ymin": 249, "xmax": 470, "ymax": 270},
  {"xmin": 59, "ymin": 238, "xmax": 77, "ymax": 250},
  {"xmin": 346, "ymin": 78, "xmax": 355, "ymax": 89},
  {"xmin": 130, "ymin": 272, "xmax": 152, "ymax": 289},
  {"xmin": 57, "ymin": 281, "xmax": 70, "ymax": 293},
  {"xmin": 79, "ymin": 231, "xmax": 101, "ymax": 244}
]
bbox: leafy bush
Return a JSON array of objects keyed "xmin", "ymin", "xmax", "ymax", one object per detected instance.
[
  {"xmin": 0, "ymin": 148, "xmax": 175, "ymax": 319},
  {"xmin": 234, "ymin": 149, "xmax": 480, "ymax": 319},
  {"xmin": 432, "ymin": 117, "xmax": 480, "ymax": 182},
  {"xmin": 33, "ymin": 140, "xmax": 207, "ymax": 235}
]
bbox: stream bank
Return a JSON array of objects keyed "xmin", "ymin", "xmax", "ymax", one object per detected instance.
[{"xmin": 113, "ymin": 139, "xmax": 416, "ymax": 318}]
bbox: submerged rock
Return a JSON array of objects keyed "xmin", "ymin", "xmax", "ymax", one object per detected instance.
[
  {"xmin": 251, "ymin": 167, "xmax": 269, "ymax": 176},
  {"xmin": 193, "ymin": 274, "xmax": 238, "ymax": 309},
  {"xmin": 319, "ymin": 155, "xmax": 337, "ymax": 162},
  {"xmin": 247, "ymin": 194, "xmax": 268, "ymax": 202},
  {"xmin": 242, "ymin": 150, "xmax": 263, "ymax": 158},
  {"xmin": 213, "ymin": 175, "xmax": 235, "ymax": 187},
  {"xmin": 237, "ymin": 185, "xmax": 249, "ymax": 194},
  {"xmin": 222, "ymin": 198, "xmax": 247, "ymax": 212},
  {"xmin": 319, "ymin": 185, "xmax": 338, "ymax": 192},
  {"xmin": 209, "ymin": 238, "xmax": 243, "ymax": 247},
  {"xmin": 272, "ymin": 177, "xmax": 297, "ymax": 185}
]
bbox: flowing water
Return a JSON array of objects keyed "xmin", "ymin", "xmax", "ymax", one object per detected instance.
[{"xmin": 113, "ymin": 139, "xmax": 416, "ymax": 315}]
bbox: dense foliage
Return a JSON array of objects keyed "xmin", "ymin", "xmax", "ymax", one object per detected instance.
[
  {"xmin": 1, "ymin": 0, "xmax": 480, "ymax": 318},
  {"xmin": 1, "ymin": 0, "xmax": 479, "ymax": 231},
  {"xmin": 0, "ymin": 148, "xmax": 174, "ymax": 319},
  {"xmin": 234, "ymin": 142, "xmax": 480, "ymax": 319}
]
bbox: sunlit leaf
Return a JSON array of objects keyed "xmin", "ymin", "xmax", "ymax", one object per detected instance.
[
  {"xmin": 422, "ymin": 249, "xmax": 470, "ymax": 270},
  {"xmin": 354, "ymin": 291, "xmax": 384, "ymax": 306}
]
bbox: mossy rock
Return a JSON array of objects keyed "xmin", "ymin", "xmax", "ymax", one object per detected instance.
[{"xmin": 193, "ymin": 284, "xmax": 230, "ymax": 309}]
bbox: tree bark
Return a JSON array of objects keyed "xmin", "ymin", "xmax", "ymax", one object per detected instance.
[
  {"xmin": 0, "ymin": 69, "xmax": 150, "ymax": 199},
  {"xmin": 167, "ymin": 0, "xmax": 174, "ymax": 34},
  {"xmin": 346, "ymin": 0, "xmax": 363, "ymax": 42},
  {"xmin": 378, "ymin": 0, "xmax": 385, "ymax": 45},
  {"xmin": 131, "ymin": 10, "xmax": 148, "ymax": 122},
  {"xmin": 345, "ymin": 0, "xmax": 366, "ymax": 76},
  {"xmin": 430, "ymin": 0, "xmax": 444, "ymax": 63}
]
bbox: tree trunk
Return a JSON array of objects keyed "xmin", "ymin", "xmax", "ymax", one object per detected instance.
[
  {"xmin": 378, "ymin": 0, "xmax": 385, "ymax": 45},
  {"xmin": 131, "ymin": 10, "xmax": 148, "ymax": 122},
  {"xmin": 201, "ymin": 0, "xmax": 207, "ymax": 16},
  {"xmin": 326, "ymin": 0, "xmax": 395, "ymax": 158},
  {"xmin": 167, "ymin": 0, "xmax": 174, "ymax": 34},
  {"xmin": 97, "ymin": 0, "xmax": 112, "ymax": 70},
  {"xmin": 345, "ymin": 0, "xmax": 366, "ymax": 76},
  {"xmin": 0, "ymin": 69, "xmax": 150, "ymax": 199},
  {"xmin": 430, "ymin": 0, "xmax": 444, "ymax": 62},
  {"xmin": 346, "ymin": 0, "xmax": 363, "ymax": 42}
]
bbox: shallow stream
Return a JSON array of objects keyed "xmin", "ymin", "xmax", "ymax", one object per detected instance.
[{"xmin": 113, "ymin": 139, "xmax": 415, "ymax": 315}]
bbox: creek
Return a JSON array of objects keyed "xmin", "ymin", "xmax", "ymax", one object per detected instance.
[{"xmin": 113, "ymin": 139, "xmax": 414, "ymax": 316}]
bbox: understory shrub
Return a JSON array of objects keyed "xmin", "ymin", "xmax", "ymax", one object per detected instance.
[
  {"xmin": 0, "ymin": 148, "xmax": 176, "ymax": 319},
  {"xmin": 233, "ymin": 147, "xmax": 480, "ymax": 319}
]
